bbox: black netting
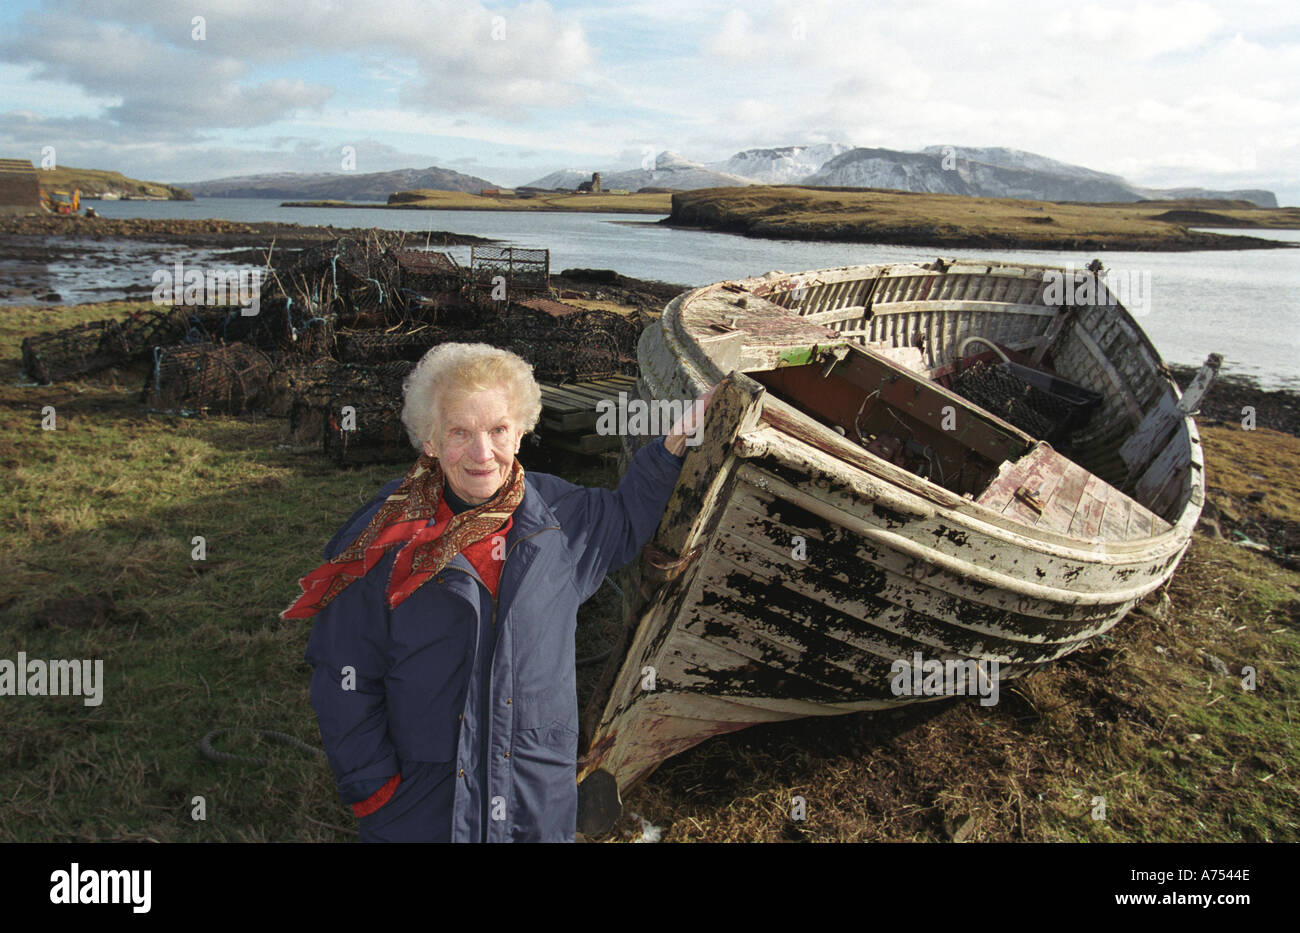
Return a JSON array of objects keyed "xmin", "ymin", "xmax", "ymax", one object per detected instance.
[
  {"xmin": 952, "ymin": 360, "xmax": 1101, "ymax": 442},
  {"xmin": 21, "ymin": 232, "xmax": 642, "ymax": 466},
  {"xmin": 282, "ymin": 359, "xmax": 415, "ymax": 464}
]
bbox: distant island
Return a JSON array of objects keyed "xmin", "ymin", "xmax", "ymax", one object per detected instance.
[
  {"xmin": 663, "ymin": 187, "xmax": 1300, "ymax": 251},
  {"xmin": 274, "ymin": 184, "xmax": 1300, "ymax": 251},
  {"xmin": 181, "ymin": 165, "xmax": 494, "ymax": 201},
  {"xmin": 281, "ymin": 189, "xmax": 672, "ymax": 213}
]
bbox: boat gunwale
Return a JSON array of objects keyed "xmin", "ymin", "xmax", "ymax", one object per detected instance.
[{"xmin": 734, "ymin": 420, "xmax": 1187, "ymax": 570}]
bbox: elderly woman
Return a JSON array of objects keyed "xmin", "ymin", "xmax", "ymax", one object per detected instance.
[{"xmin": 284, "ymin": 342, "xmax": 706, "ymax": 842}]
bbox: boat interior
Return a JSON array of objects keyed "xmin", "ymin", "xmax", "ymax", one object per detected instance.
[
  {"xmin": 733, "ymin": 263, "xmax": 1199, "ymax": 539},
  {"xmin": 752, "ymin": 344, "xmax": 1173, "ymax": 542}
]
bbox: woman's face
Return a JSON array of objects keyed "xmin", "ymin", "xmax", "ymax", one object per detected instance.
[{"xmin": 423, "ymin": 386, "xmax": 523, "ymax": 505}]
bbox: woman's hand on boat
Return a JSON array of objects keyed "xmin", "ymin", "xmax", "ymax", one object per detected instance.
[{"xmin": 664, "ymin": 386, "xmax": 716, "ymax": 456}]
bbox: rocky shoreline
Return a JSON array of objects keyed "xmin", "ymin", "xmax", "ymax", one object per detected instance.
[
  {"xmin": 0, "ymin": 216, "xmax": 492, "ymax": 248},
  {"xmin": 1168, "ymin": 364, "xmax": 1300, "ymax": 438},
  {"xmin": 0, "ymin": 217, "xmax": 496, "ymax": 305}
]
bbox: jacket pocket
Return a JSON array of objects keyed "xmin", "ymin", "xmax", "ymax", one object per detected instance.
[
  {"xmin": 507, "ymin": 723, "xmax": 579, "ymax": 842},
  {"xmin": 514, "ymin": 687, "xmax": 578, "ymax": 732}
]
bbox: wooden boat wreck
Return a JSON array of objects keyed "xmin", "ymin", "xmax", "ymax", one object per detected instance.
[{"xmin": 575, "ymin": 259, "xmax": 1222, "ymax": 832}]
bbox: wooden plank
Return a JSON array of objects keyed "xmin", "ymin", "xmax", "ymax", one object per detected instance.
[
  {"xmin": 1029, "ymin": 307, "xmax": 1072, "ymax": 366},
  {"xmin": 1002, "ymin": 448, "xmax": 1068, "ymax": 525},
  {"xmin": 542, "ymin": 410, "xmax": 598, "ymax": 431},
  {"xmin": 1135, "ymin": 427, "xmax": 1192, "ymax": 507},
  {"xmin": 537, "ymin": 386, "xmax": 589, "ymax": 412},
  {"xmin": 976, "ymin": 459, "xmax": 1026, "ymax": 514},
  {"xmin": 553, "ymin": 384, "xmax": 612, "ymax": 405},
  {"xmin": 976, "ymin": 442, "xmax": 1057, "ymax": 516},
  {"xmin": 1126, "ymin": 501, "xmax": 1154, "ymax": 541},
  {"xmin": 653, "ymin": 372, "xmax": 768, "ymax": 557},
  {"xmin": 1071, "ymin": 322, "xmax": 1145, "ymax": 426},
  {"xmin": 803, "ymin": 305, "xmax": 868, "ymax": 326},
  {"xmin": 539, "ymin": 398, "xmax": 588, "ymax": 419},
  {"xmin": 1118, "ymin": 390, "xmax": 1180, "ymax": 479},
  {"xmin": 1176, "ymin": 353, "xmax": 1223, "ymax": 414},
  {"xmin": 1098, "ymin": 488, "xmax": 1132, "ymax": 542},
  {"xmin": 1068, "ymin": 474, "xmax": 1109, "ymax": 540},
  {"xmin": 1037, "ymin": 457, "xmax": 1091, "ymax": 535},
  {"xmin": 583, "ymin": 377, "xmax": 636, "ymax": 391}
]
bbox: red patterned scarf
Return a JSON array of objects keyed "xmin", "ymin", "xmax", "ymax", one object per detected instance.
[{"xmin": 280, "ymin": 455, "xmax": 525, "ymax": 620}]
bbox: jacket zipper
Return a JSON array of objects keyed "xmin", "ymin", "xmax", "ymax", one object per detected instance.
[
  {"xmin": 443, "ymin": 525, "xmax": 561, "ymax": 842},
  {"xmin": 487, "ymin": 525, "xmax": 560, "ymax": 841}
]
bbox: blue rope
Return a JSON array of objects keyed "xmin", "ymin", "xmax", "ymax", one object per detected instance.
[{"xmin": 184, "ymin": 312, "xmax": 206, "ymax": 345}]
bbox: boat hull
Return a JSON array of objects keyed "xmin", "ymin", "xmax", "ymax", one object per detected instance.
[{"xmin": 578, "ymin": 260, "xmax": 1208, "ymax": 817}]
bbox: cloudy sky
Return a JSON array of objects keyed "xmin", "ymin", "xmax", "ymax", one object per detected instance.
[{"xmin": 1, "ymin": 0, "xmax": 1295, "ymax": 202}]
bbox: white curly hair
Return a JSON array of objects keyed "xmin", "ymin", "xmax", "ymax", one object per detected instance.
[{"xmin": 400, "ymin": 342, "xmax": 542, "ymax": 452}]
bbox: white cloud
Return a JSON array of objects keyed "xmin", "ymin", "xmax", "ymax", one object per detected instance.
[{"xmin": 0, "ymin": 0, "xmax": 1295, "ymax": 201}]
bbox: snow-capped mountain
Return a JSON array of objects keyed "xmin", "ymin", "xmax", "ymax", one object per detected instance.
[
  {"xmin": 522, "ymin": 168, "xmax": 596, "ymax": 190},
  {"xmin": 921, "ymin": 145, "xmax": 1126, "ymax": 183},
  {"xmin": 706, "ymin": 144, "xmax": 852, "ymax": 184},
  {"xmin": 511, "ymin": 144, "xmax": 1278, "ymax": 207},
  {"xmin": 807, "ymin": 147, "xmax": 1141, "ymax": 202},
  {"xmin": 523, "ymin": 151, "xmax": 751, "ymax": 191}
]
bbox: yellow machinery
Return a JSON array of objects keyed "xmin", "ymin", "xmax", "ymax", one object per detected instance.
[{"xmin": 42, "ymin": 187, "xmax": 80, "ymax": 214}]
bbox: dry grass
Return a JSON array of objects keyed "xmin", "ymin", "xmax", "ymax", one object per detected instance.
[{"xmin": 2, "ymin": 302, "xmax": 1296, "ymax": 842}]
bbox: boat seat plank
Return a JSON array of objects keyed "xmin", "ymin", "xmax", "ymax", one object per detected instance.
[
  {"xmin": 1068, "ymin": 475, "xmax": 1110, "ymax": 540},
  {"xmin": 977, "ymin": 460, "xmax": 1032, "ymax": 514},
  {"xmin": 1127, "ymin": 499, "xmax": 1154, "ymax": 540},
  {"xmin": 980, "ymin": 443, "xmax": 1170, "ymax": 541},
  {"xmin": 1100, "ymin": 487, "xmax": 1134, "ymax": 542},
  {"xmin": 1002, "ymin": 447, "xmax": 1069, "ymax": 525},
  {"xmin": 1036, "ymin": 457, "xmax": 1092, "ymax": 534},
  {"xmin": 1117, "ymin": 490, "xmax": 1170, "ymax": 542},
  {"xmin": 976, "ymin": 443, "xmax": 1053, "ymax": 516}
]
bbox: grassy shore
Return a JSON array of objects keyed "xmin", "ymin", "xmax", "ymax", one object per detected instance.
[
  {"xmin": 1, "ymin": 301, "xmax": 1296, "ymax": 841},
  {"xmin": 283, "ymin": 190, "xmax": 675, "ymax": 214},
  {"xmin": 666, "ymin": 187, "xmax": 1299, "ymax": 251},
  {"xmin": 33, "ymin": 165, "xmax": 192, "ymax": 201}
]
